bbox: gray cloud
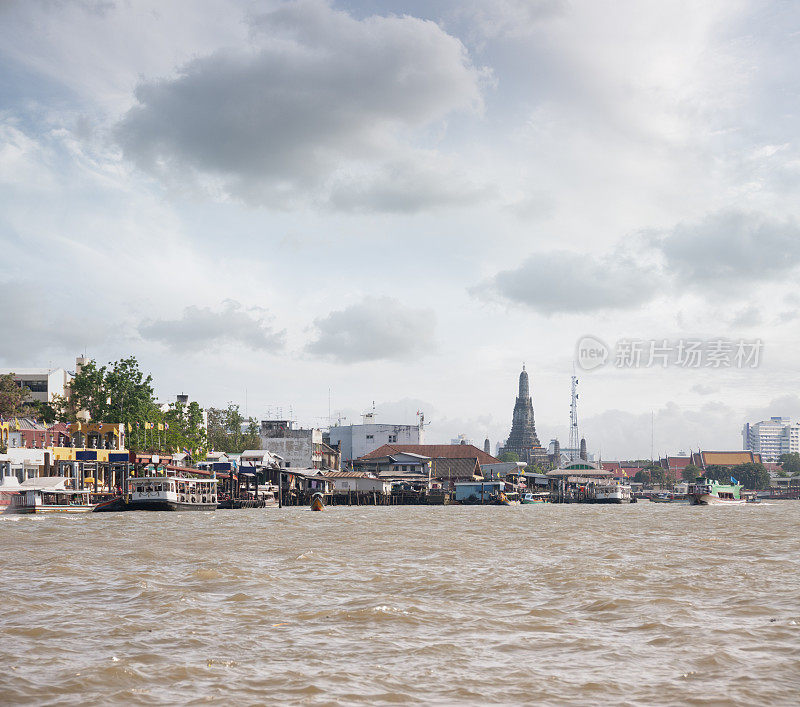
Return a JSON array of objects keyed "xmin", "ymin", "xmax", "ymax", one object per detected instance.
[
  {"xmin": 306, "ymin": 297, "xmax": 435, "ymax": 363},
  {"xmin": 139, "ymin": 300, "xmax": 285, "ymax": 353},
  {"xmin": 656, "ymin": 210, "xmax": 800, "ymax": 285},
  {"xmin": 328, "ymin": 159, "xmax": 494, "ymax": 214},
  {"xmin": 479, "ymin": 209, "xmax": 800, "ymax": 314},
  {"xmin": 115, "ymin": 0, "xmax": 485, "ymax": 211},
  {"xmin": 476, "ymin": 250, "xmax": 658, "ymax": 315},
  {"xmin": 0, "ymin": 279, "xmax": 114, "ymax": 362}
]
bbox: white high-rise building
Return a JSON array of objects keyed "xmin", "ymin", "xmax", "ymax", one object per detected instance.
[{"xmin": 742, "ymin": 417, "xmax": 799, "ymax": 462}]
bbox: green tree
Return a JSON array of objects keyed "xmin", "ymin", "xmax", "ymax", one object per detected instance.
[
  {"xmin": 207, "ymin": 404, "xmax": 260, "ymax": 454},
  {"xmin": 163, "ymin": 400, "xmax": 208, "ymax": 459},
  {"xmin": 702, "ymin": 464, "xmax": 729, "ymax": 482},
  {"xmin": 499, "ymin": 451, "xmax": 520, "ymax": 463},
  {"xmin": 61, "ymin": 357, "xmax": 159, "ymax": 428},
  {"xmin": 779, "ymin": 452, "xmax": 800, "ymax": 476},
  {"xmin": 682, "ymin": 463, "xmax": 702, "ymax": 482},
  {"xmin": 649, "ymin": 466, "xmax": 670, "ymax": 486},
  {"xmin": 28, "ymin": 400, "xmax": 57, "ymax": 425},
  {"xmin": 0, "ymin": 373, "xmax": 30, "ymax": 418},
  {"xmin": 55, "ymin": 357, "xmax": 161, "ymax": 451},
  {"xmin": 633, "ymin": 469, "xmax": 651, "ymax": 484},
  {"xmin": 730, "ymin": 462, "xmax": 770, "ymax": 490}
]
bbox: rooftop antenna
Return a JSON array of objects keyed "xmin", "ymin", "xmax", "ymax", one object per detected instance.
[
  {"xmin": 568, "ymin": 373, "xmax": 579, "ymax": 462},
  {"xmin": 328, "ymin": 388, "xmax": 331, "ymax": 428}
]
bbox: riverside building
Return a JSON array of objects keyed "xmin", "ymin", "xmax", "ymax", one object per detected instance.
[{"xmin": 329, "ymin": 415, "xmax": 423, "ymax": 463}]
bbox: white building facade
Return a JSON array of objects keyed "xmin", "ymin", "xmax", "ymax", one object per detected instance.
[
  {"xmin": 0, "ymin": 367, "xmax": 70, "ymax": 404},
  {"xmin": 743, "ymin": 417, "xmax": 799, "ymax": 462},
  {"xmin": 329, "ymin": 422, "xmax": 423, "ymax": 462}
]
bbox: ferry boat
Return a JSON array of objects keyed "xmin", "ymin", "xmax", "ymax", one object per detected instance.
[
  {"xmin": 93, "ymin": 463, "xmax": 218, "ymax": 512},
  {"xmin": 595, "ymin": 481, "xmax": 632, "ymax": 504},
  {"xmin": 125, "ymin": 473, "xmax": 218, "ymax": 511},
  {"xmin": 4, "ymin": 477, "xmax": 109, "ymax": 514},
  {"xmin": 687, "ymin": 478, "xmax": 745, "ymax": 505}
]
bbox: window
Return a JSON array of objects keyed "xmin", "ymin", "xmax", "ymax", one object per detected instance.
[
  {"xmin": 366, "ymin": 435, "xmax": 374, "ymax": 441},
  {"xmin": 388, "ymin": 435, "xmax": 397, "ymax": 443},
  {"xmin": 21, "ymin": 379, "xmax": 48, "ymax": 393}
]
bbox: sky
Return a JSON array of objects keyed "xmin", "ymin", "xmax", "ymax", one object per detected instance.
[{"xmin": 2, "ymin": 0, "xmax": 800, "ymax": 458}]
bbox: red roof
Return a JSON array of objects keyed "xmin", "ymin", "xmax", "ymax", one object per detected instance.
[
  {"xmin": 361, "ymin": 444, "xmax": 499, "ymax": 464},
  {"xmin": 664, "ymin": 456, "xmax": 691, "ymax": 470}
]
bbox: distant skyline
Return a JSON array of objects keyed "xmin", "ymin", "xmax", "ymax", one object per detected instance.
[{"xmin": 2, "ymin": 0, "xmax": 800, "ymax": 457}]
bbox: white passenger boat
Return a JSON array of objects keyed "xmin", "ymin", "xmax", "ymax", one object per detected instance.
[
  {"xmin": 4, "ymin": 477, "xmax": 105, "ymax": 514},
  {"xmin": 595, "ymin": 481, "xmax": 632, "ymax": 504},
  {"xmin": 125, "ymin": 474, "xmax": 218, "ymax": 511}
]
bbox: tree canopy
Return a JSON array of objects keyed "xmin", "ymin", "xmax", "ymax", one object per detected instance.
[
  {"xmin": 207, "ymin": 404, "xmax": 260, "ymax": 454},
  {"xmin": 499, "ymin": 451, "xmax": 519, "ymax": 463},
  {"xmin": 702, "ymin": 462, "xmax": 769, "ymax": 489},
  {"xmin": 162, "ymin": 400, "xmax": 208, "ymax": 459},
  {"xmin": 682, "ymin": 463, "xmax": 702, "ymax": 482},
  {"xmin": 0, "ymin": 373, "xmax": 30, "ymax": 418},
  {"xmin": 55, "ymin": 357, "xmax": 159, "ymax": 429},
  {"xmin": 635, "ymin": 464, "xmax": 671, "ymax": 486},
  {"xmin": 779, "ymin": 452, "xmax": 800, "ymax": 476}
]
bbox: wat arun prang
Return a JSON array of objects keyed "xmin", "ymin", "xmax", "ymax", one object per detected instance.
[{"xmin": 499, "ymin": 365, "xmax": 547, "ymax": 464}]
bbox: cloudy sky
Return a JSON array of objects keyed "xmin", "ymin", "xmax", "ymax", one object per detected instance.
[{"xmin": 2, "ymin": 0, "xmax": 799, "ymax": 458}]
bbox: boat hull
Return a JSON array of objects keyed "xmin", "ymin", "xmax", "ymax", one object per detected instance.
[
  {"xmin": 128, "ymin": 499, "xmax": 217, "ymax": 511},
  {"xmin": 689, "ymin": 494, "xmax": 746, "ymax": 506},
  {"xmin": 6, "ymin": 504, "xmax": 97, "ymax": 514},
  {"xmin": 99, "ymin": 499, "xmax": 216, "ymax": 512}
]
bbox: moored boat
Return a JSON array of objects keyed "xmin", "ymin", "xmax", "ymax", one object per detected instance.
[
  {"xmin": 687, "ymin": 478, "xmax": 745, "ymax": 505},
  {"xmin": 94, "ymin": 463, "xmax": 218, "ymax": 512},
  {"xmin": 4, "ymin": 477, "xmax": 112, "ymax": 514},
  {"xmin": 595, "ymin": 481, "xmax": 632, "ymax": 504},
  {"xmin": 125, "ymin": 473, "xmax": 218, "ymax": 511},
  {"xmin": 310, "ymin": 492, "xmax": 324, "ymax": 511}
]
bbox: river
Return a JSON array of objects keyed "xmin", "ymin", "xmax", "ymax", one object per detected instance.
[{"xmin": 2, "ymin": 502, "xmax": 799, "ymax": 704}]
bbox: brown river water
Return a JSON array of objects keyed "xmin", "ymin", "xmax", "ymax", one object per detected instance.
[{"xmin": 2, "ymin": 502, "xmax": 799, "ymax": 705}]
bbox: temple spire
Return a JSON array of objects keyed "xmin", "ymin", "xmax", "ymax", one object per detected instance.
[{"xmin": 500, "ymin": 364, "xmax": 541, "ymax": 463}]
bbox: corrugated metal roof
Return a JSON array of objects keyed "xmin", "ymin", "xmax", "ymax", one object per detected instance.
[{"xmin": 361, "ymin": 444, "xmax": 498, "ymax": 464}]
